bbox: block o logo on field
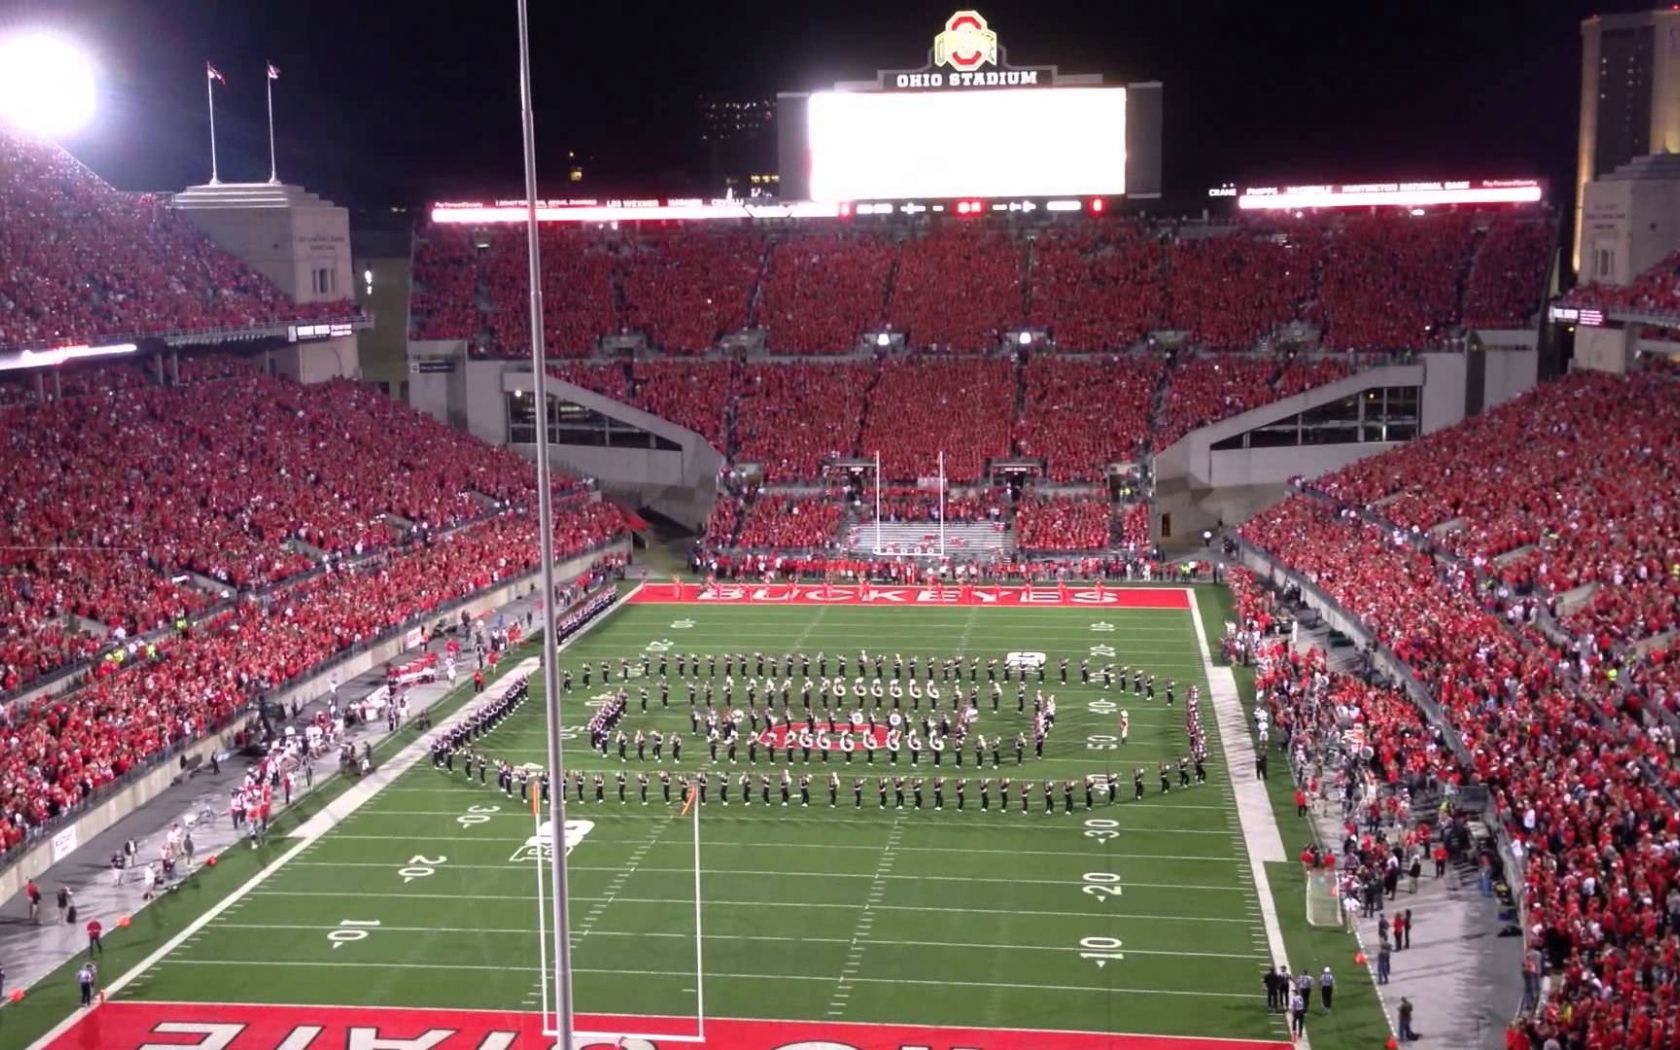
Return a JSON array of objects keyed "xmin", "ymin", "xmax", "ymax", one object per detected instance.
[{"xmin": 509, "ymin": 818, "xmax": 593, "ymax": 863}]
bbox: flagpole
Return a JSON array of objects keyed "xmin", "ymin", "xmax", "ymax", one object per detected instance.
[
  {"xmin": 265, "ymin": 66, "xmax": 279, "ymax": 185},
  {"xmin": 206, "ymin": 71, "xmax": 220, "ymax": 185},
  {"xmin": 512, "ymin": 0, "xmax": 577, "ymax": 1040}
]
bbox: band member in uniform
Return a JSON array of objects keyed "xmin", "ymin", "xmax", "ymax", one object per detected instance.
[
  {"xmin": 638, "ymin": 772, "xmax": 649, "ymax": 804},
  {"xmin": 1179, "ymin": 756, "xmax": 1191, "ymax": 788},
  {"xmin": 877, "ymin": 776, "xmax": 888, "ymax": 809},
  {"xmin": 1084, "ymin": 777, "xmax": 1095, "ymax": 810},
  {"xmin": 1044, "ymin": 779, "xmax": 1056, "ymax": 815},
  {"xmin": 720, "ymin": 772, "xmax": 731, "ymax": 806},
  {"xmin": 828, "ymin": 772, "xmax": 839, "ymax": 807},
  {"xmin": 893, "ymin": 776, "xmax": 905, "ymax": 809},
  {"xmin": 955, "ymin": 777, "xmax": 967, "ymax": 810},
  {"xmin": 1134, "ymin": 767, "xmax": 1146, "ymax": 800},
  {"xmin": 1159, "ymin": 761, "xmax": 1171, "ymax": 794},
  {"xmin": 799, "ymin": 774, "xmax": 811, "ymax": 807},
  {"xmin": 616, "ymin": 770, "xmax": 627, "ymax": 803},
  {"xmin": 853, "ymin": 776, "xmax": 864, "ymax": 808},
  {"xmin": 933, "ymin": 777, "xmax": 945, "ymax": 810},
  {"xmin": 1063, "ymin": 779, "xmax": 1075, "ymax": 814},
  {"xmin": 1019, "ymin": 779, "xmax": 1031, "ymax": 814},
  {"xmin": 1015, "ymin": 732, "xmax": 1026, "ymax": 766}
]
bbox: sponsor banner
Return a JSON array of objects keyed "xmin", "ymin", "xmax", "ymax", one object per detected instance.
[
  {"xmin": 631, "ymin": 583, "xmax": 1188, "ymax": 610},
  {"xmin": 50, "ymin": 826, "xmax": 78, "ymax": 864},
  {"xmin": 48, "ymin": 1003, "xmax": 1292, "ymax": 1050}
]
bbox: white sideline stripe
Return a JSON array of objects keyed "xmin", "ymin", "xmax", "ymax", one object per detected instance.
[
  {"xmin": 202, "ymin": 922, "xmax": 1259, "ymax": 960},
  {"xmin": 320, "ymin": 821, "xmax": 1241, "ymax": 838},
  {"xmin": 150, "ymin": 958, "xmax": 1257, "ymax": 998},
  {"xmin": 25, "ymin": 588, "xmax": 634, "ymax": 1050},
  {"xmin": 1187, "ymin": 588, "xmax": 1305, "ymax": 1049}
]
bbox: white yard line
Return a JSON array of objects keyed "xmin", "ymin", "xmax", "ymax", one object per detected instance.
[{"xmin": 1186, "ymin": 587, "xmax": 1304, "ymax": 1047}]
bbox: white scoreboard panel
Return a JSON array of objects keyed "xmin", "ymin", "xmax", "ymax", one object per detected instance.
[{"xmin": 805, "ymin": 87, "xmax": 1128, "ymax": 203}]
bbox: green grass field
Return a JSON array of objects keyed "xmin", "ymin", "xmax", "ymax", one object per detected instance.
[{"xmin": 17, "ymin": 585, "xmax": 1393, "ymax": 1050}]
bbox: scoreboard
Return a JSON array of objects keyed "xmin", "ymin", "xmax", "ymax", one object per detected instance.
[{"xmin": 779, "ymin": 11, "xmax": 1161, "ymax": 204}]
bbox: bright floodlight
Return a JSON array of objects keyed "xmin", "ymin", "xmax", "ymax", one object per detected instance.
[{"xmin": 0, "ymin": 33, "xmax": 97, "ymax": 138}]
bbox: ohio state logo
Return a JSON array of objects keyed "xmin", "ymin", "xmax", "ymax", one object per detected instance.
[{"xmin": 933, "ymin": 10, "xmax": 998, "ymax": 71}]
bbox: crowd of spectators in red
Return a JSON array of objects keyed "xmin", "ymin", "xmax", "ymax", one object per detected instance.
[
  {"xmin": 1313, "ymin": 212, "xmax": 1476, "ymax": 352},
  {"xmin": 1014, "ymin": 355, "xmax": 1163, "ymax": 480},
  {"xmin": 889, "ymin": 228, "xmax": 1025, "ymax": 351},
  {"xmin": 1463, "ymin": 215, "xmax": 1554, "ymax": 329},
  {"xmin": 1026, "ymin": 223, "xmax": 1166, "ymax": 350},
  {"xmin": 760, "ymin": 232, "xmax": 894, "ymax": 354},
  {"xmin": 0, "ymin": 368, "xmax": 590, "ymax": 694},
  {"xmin": 1238, "ymin": 491, "xmax": 1680, "ymax": 1050},
  {"xmin": 410, "ymin": 226, "xmax": 482, "ymax": 342},
  {"xmin": 733, "ymin": 494, "xmax": 844, "ymax": 550},
  {"xmin": 1562, "ymin": 248, "xmax": 1680, "ymax": 316},
  {"xmin": 0, "ymin": 507, "xmax": 623, "ymax": 853},
  {"xmin": 868, "ymin": 486, "xmax": 1004, "ymax": 523},
  {"xmin": 1309, "ymin": 371, "xmax": 1680, "ymax": 649},
  {"xmin": 860, "ymin": 357, "xmax": 1014, "ymax": 481},
  {"xmin": 734, "ymin": 363, "xmax": 873, "ymax": 482},
  {"xmin": 621, "ymin": 231, "xmax": 761, "ymax": 353},
  {"xmin": 415, "ymin": 207, "xmax": 1549, "ymax": 357},
  {"xmin": 1014, "ymin": 496, "xmax": 1111, "ymax": 552},
  {"xmin": 0, "ymin": 131, "xmax": 354, "ymax": 351},
  {"xmin": 628, "ymin": 360, "xmax": 736, "ymax": 449},
  {"xmin": 1168, "ymin": 232, "xmax": 1319, "ymax": 350}
]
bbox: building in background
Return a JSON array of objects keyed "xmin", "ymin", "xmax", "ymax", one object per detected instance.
[
  {"xmin": 1575, "ymin": 7, "xmax": 1680, "ymax": 271},
  {"xmin": 698, "ymin": 94, "xmax": 777, "ymax": 197}
]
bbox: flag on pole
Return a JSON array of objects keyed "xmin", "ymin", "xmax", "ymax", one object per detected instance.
[
  {"xmin": 206, "ymin": 62, "xmax": 226, "ymax": 83},
  {"xmin": 267, "ymin": 62, "xmax": 281, "ymax": 80}
]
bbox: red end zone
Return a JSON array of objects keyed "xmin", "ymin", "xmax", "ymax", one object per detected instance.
[
  {"xmin": 47, "ymin": 1003, "xmax": 1292, "ymax": 1050},
  {"xmin": 632, "ymin": 582, "xmax": 1190, "ymax": 609}
]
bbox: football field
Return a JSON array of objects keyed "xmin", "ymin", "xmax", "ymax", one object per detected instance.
[{"xmin": 34, "ymin": 583, "xmax": 1338, "ymax": 1050}]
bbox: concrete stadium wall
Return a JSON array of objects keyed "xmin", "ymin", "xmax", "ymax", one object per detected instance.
[
  {"xmin": 1154, "ymin": 364, "xmax": 1427, "ymax": 487},
  {"xmin": 0, "ymin": 539, "xmax": 627, "ymax": 904}
]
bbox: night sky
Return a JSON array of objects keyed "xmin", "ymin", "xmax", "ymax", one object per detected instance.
[{"xmin": 0, "ymin": 0, "xmax": 1653, "ymax": 209}]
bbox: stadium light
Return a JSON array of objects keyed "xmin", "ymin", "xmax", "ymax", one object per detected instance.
[{"xmin": 0, "ymin": 32, "xmax": 97, "ymax": 138}]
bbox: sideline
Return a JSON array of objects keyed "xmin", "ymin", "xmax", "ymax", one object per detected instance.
[{"xmin": 1187, "ymin": 588, "xmax": 1305, "ymax": 1049}]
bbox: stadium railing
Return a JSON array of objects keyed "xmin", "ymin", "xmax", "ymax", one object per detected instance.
[{"xmin": 1231, "ymin": 536, "xmax": 1531, "ymax": 989}]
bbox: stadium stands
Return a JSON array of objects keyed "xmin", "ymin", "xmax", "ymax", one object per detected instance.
[
  {"xmin": 1014, "ymin": 354, "xmax": 1162, "ymax": 480},
  {"xmin": 1307, "ymin": 371, "xmax": 1680, "ymax": 647},
  {"xmin": 1562, "ymin": 248, "xmax": 1680, "ymax": 315},
  {"xmin": 407, "ymin": 207, "xmax": 1550, "ymax": 357},
  {"xmin": 0, "ymin": 130, "xmax": 353, "ymax": 351},
  {"xmin": 621, "ymin": 231, "xmax": 761, "ymax": 353},
  {"xmin": 1314, "ymin": 212, "xmax": 1476, "ymax": 351},
  {"xmin": 889, "ymin": 227, "xmax": 1024, "ymax": 351},
  {"xmin": 860, "ymin": 357, "xmax": 1014, "ymax": 481},
  {"xmin": 760, "ymin": 231, "xmax": 895, "ymax": 354},
  {"xmin": 734, "ymin": 493, "xmax": 844, "ymax": 550},
  {"xmin": 0, "ymin": 370, "xmax": 599, "ymax": 695},
  {"xmin": 1237, "ymin": 367, "xmax": 1680, "ymax": 1050},
  {"xmin": 1025, "ymin": 223, "xmax": 1166, "ymax": 350},
  {"xmin": 1167, "ymin": 231, "xmax": 1318, "ymax": 350},
  {"xmin": 1014, "ymin": 496, "xmax": 1111, "ymax": 552},
  {"xmin": 734, "ymin": 362, "xmax": 873, "ymax": 482},
  {"xmin": 628, "ymin": 359, "xmax": 736, "ymax": 448},
  {"xmin": 1462, "ymin": 214, "xmax": 1554, "ymax": 329}
]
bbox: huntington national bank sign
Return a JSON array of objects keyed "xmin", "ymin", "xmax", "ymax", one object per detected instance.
[{"xmin": 859, "ymin": 10, "xmax": 1084, "ymax": 91}]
